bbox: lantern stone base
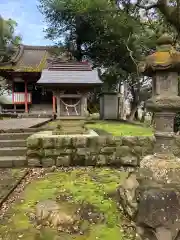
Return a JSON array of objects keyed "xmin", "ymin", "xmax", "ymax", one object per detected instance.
[{"xmin": 118, "ymin": 153, "xmax": 180, "ymax": 240}]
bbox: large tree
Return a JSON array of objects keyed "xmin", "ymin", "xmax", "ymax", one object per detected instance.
[
  {"xmin": 0, "ymin": 16, "xmax": 21, "ymax": 62},
  {"xmin": 0, "ymin": 16, "xmax": 21, "ymax": 97},
  {"xmin": 38, "ymin": 0, "xmax": 159, "ymax": 119}
]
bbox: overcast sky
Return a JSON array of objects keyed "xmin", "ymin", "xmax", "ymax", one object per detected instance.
[{"xmin": 0, "ymin": 0, "xmax": 53, "ymax": 46}]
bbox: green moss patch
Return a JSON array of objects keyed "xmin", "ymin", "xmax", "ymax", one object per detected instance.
[
  {"xmin": 86, "ymin": 121, "xmax": 153, "ymax": 136},
  {"xmin": 45, "ymin": 120, "xmax": 153, "ymax": 136},
  {"xmin": 0, "ymin": 167, "xmax": 134, "ymax": 240}
]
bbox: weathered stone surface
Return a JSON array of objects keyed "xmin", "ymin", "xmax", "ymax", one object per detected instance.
[
  {"xmin": 28, "ymin": 158, "xmax": 41, "ymax": 167},
  {"xmin": 120, "ymin": 155, "xmax": 138, "ymax": 166},
  {"xmin": 100, "ymin": 146, "xmax": 116, "ymax": 154},
  {"xmin": 140, "ymin": 154, "xmax": 180, "ymax": 184},
  {"xmin": 26, "ymin": 133, "xmax": 180, "ymax": 169},
  {"xmin": 42, "ymin": 138, "xmax": 55, "ymax": 149},
  {"xmin": 27, "ymin": 149, "xmax": 43, "ymax": 158},
  {"xmin": 41, "ymin": 158, "xmax": 55, "ymax": 167},
  {"xmin": 44, "ymin": 148, "xmax": 72, "ymax": 157},
  {"xmin": 56, "ymin": 156, "xmax": 71, "ymax": 167},
  {"xmin": 118, "ymin": 173, "xmax": 139, "ymax": 218},
  {"xmin": 72, "ymin": 137, "xmax": 87, "ymax": 148},
  {"xmin": 136, "ymin": 184, "xmax": 180, "ymax": 240},
  {"xmin": 27, "ymin": 136, "xmax": 41, "ymax": 149},
  {"xmin": 96, "ymin": 155, "xmax": 107, "ymax": 166},
  {"xmin": 116, "ymin": 145, "xmax": 132, "ymax": 157},
  {"xmin": 35, "ymin": 200, "xmax": 74, "ymax": 227},
  {"xmin": 122, "ymin": 136, "xmax": 138, "ymax": 146}
]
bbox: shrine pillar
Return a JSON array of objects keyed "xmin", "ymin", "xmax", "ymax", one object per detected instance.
[
  {"xmin": 24, "ymin": 79, "xmax": 28, "ymax": 113},
  {"xmin": 52, "ymin": 91, "xmax": 56, "ymax": 115},
  {"xmin": 81, "ymin": 94, "xmax": 88, "ymax": 117},
  {"xmin": 12, "ymin": 80, "xmax": 16, "ymax": 113},
  {"xmin": 56, "ymin": 90, "xmax": 60, "ymax": 118}
]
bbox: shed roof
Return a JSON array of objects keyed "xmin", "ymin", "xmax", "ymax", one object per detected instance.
[{"xmin": 37, "ymin": 69, "xmax": 102, "ymax": 85}]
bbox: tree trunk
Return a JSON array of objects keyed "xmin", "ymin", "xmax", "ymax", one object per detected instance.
[
  {"xmin": 134, "ymin": 109, "xmax": 139, "ymax": 121},
  {"xmin": 140, "ymin": 102, "xmax": 146, "ymax": 123},
  {"xmin": 151, "ymin": 112, "xmax": 155, "ymax": 126},
  {"xmin": 128, "ymin": 103, "xmax": 138, "ymax": 121}
]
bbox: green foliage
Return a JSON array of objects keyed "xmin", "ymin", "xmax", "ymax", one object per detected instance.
[{"xmin": 0, "ymin": 16, "xmax": 22, "ymax": 61}]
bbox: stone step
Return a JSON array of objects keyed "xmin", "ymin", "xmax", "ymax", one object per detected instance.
[
  {"xmin": 0, "ymin": 147, "xmax": 27, "ymax": 156},
  {"xmin": 0, "ymin": 128, "xmax": 39, "ymax": 133},
  {"xmin": 56, "ymin": 120, "xmax": 85, "ymax": 127},
  {"xmin": 0, "ymin": 156, "xmax": 26, "ymax": 168},
  {"xmin": 0, "ymin": 132, "xmax": 32, "ymax": 140},
  {"xmin": 53, "ymin": 128, "xmax": 87, "ymax": 135},
  {"xmin": 0, "ymin": 140, "xmax": 26, "ymax": 148}
]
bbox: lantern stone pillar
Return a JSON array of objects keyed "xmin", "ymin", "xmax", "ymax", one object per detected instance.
[{"xmin": 118, "ymin": 34, "xmax": 180, "ymax": 240}]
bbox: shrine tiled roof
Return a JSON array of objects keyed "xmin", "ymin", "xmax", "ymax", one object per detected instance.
[
  {"xmin": 37, "ymin": 67, "xmax": 102, "ymax": 85},
  {"xmin": 0, "ymin": 45, "xmax": 51, "ymax": 72}
]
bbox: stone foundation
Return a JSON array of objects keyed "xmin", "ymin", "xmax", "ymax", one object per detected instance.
[
  {"xmin": 27, "ymin": 129, "xmax": 155, "ymax": 167},
  {"xmin": 26, "ymin": 133, "xmax": 180, "ymax": 168}
]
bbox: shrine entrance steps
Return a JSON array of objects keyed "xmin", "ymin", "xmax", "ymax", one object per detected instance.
[{"xmin": 0, "ymin": 129, "xmax": 39, "ymax": 168}]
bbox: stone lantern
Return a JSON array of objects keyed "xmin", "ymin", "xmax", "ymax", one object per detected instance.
[
  {"xmin": 118, "ymin": 34, "xmax": 180, "ymax": 240},
  {"xmin": 139, "ymin": 33, "xmax": 180, "ymax": 156}
]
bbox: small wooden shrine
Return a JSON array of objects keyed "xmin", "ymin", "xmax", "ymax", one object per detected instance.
[{"xmin": 0, "ymin": 45, "xmax": 102, "ymax": 118}]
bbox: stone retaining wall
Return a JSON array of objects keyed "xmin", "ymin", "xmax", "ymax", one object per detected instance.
[
  {"xmin": 27, "ymin": 135, "xmax": 156, "ymax": 167},
  {"xmin": 26, "ymin": 135, "xmax": 180, "ymax": 167}
]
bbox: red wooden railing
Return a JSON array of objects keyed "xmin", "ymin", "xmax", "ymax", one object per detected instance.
[{"xmin": 13, "ymin": 92, "xmax": 32, "ymax": 104}]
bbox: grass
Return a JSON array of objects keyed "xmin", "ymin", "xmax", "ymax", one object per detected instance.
[
  {"xmin": 45, "ymin": 120, "xmax": 153, "ymax": 136},
  {"xmin": 0, "ymin": 168, "xmax": 133, "ymax": 240},
  {"xmin": 87, "ymin": 121, "xmax": 153, "ymax": 136}
]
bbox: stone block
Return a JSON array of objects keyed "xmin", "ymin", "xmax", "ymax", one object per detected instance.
[
  {"xmin": 27, "ymin": 149, "xmax": 43, "ymax": 158},
  {"xmin": 42, "ymin": 138, "xmax": 55, "ymax": 149},
  {"xmin": 27, "ymin": 136, "xmax": 41, "ymax": 149},
  {"xmin": 72, "ymin": 137, "xmax": 87, "ymax": 148},
  {"xmin": 119, "ymin": 155, "xmax": 138, "ymax": 166},
  {"xmin": 85, "ymin": 155, "xmax": 97, "ymax": 166},
  {"xmin": 175, "ymin": 136, "xmax": 180, "ymax": 146},
  {"xmin": 28, "ymin": 158, "xmax": 41, "ymax": 167},
  {"xmin": 41, "ymin": 158, "xmax": 55, "ymax": 167},
  {"xmin": 105, "ymin": 136, "xmax": 117, "ymax": 146},
  {"xmin": 56, "ymin": 156, "xmax": 71, "ymax": 167},
  {"xmin": 100, "ymin": 147, "xmax": 116, "ymax": 154},
  {"xmin": 96, "ymin": 155, "xmax": 107, "ymax": 166},
  {"xmin": 76, "ymin": 148, "xmax": 89, "ymax": 156},
  {"xmin": 114, "ymin": 136, "xmax": 123, "ymax": 146},
  {"xmin": 116, "ymin": 145, "xmax": 132, "ymax": 157},
  {"xmin": 0, "ymin": 159, "xmax": 13, "ymax": 167},
  {"xmin": 72, "ymin": 148, "xmax": 90, "ymax": 166},
  {"xmin": 104, "ymin": 153, "xmax": 119, "ymax": 166},
  {"xmin": 122, "ymin": 136, "xmax": 138, "ymax": 146},
  {"xmin": 133, "ymin": 146, "xmax": 143, "ymax": 156},
  {"xmin": 13, "ymin": 158, "xmax": 26, "ymax": 167},
  {"xmin": 44, "ymin": 148, "xmax": 72, "ymax": 157},
  {"xmin": 86, "ymin": 136, "xmax": 106, "ymax": 148},
  {"xmin": 172, "ymin": 145, "xmax": 180, "ymax": 157},
  {"xmin": 137, "ymin": 136, "xmax": 154, "ymax": 147},
  {"xmin": 61, "ymin": 137, "xmax": 73, "ymax": 147}
]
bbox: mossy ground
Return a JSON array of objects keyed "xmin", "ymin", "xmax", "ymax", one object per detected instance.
[
  {"xmin": 87, "ymin": 121, "xmax": 153, "ymax": 136},
  {"xmin": 0, "ymin": 167, "xmax": 133, "ymax": 240},
  {"xmin": 46, "ymin": 120, "xmax": 153, "ymax": 136}
]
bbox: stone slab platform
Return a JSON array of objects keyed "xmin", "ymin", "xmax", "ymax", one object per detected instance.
[{"xmin": 0, "ymin": 118, "xmax": 51, "ymax": 130}]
